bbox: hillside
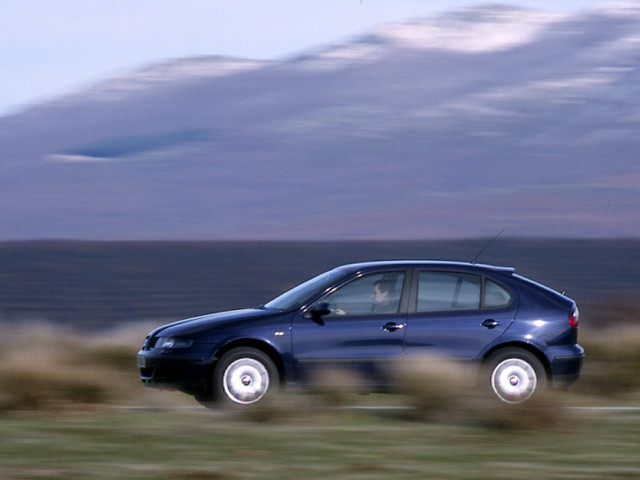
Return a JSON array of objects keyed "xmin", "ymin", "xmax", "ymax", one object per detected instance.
[
  {"xmin": 0, "ymin": 239, "xmax": 637, "ymax": 326},
  {"xmin": 1, "ymin": 4, "xmax": 639, "ymax": 240}
]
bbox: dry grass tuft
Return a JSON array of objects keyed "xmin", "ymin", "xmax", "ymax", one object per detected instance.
[
  {"xmin": 231, "ymin": 384, "xmax": 364, "ymax": 425},
  {"xmin": 307, "ymin": 367, "xmax": 372, "ymax": 407},
  {"xmin": 463, "ymin": 390, "xmax": 579, "ymax": 432},
  {"xmin": 574, "ymin": 322, "xmax": 640, "ymax": 397},
  {"xmin": 394, "ymin": 355, "xmax": 475, "ymax": 421},
  {"xmin": 0, "ymin": 321, "xmax": 190, "ymax": 413},
  {"xmin": 390, "ymin": 355, "xmax": 582, "ymax": 431},
  {"xmin": 2, "ymin": 301, "xmax": 639, "ymax": 427}
]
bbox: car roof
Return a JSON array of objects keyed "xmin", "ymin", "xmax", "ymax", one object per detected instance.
[{"xmin": 337, "ymin": 260, "xmax": 516, "ymax": 275}]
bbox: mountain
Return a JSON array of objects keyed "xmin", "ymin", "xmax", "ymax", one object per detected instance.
[{"xmin": 1, "ymin": 3, "xmax": 639, "ymax": 240}]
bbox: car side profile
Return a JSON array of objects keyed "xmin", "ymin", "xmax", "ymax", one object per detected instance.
[{"xmin": 138, "ymin": 261, "xmax": 584, "ymax": 405}]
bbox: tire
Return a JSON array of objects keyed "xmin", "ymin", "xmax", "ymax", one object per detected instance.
[
  {"xmin": 213, "ymin": 347, "xmax": 279, "ymax": 406},
  {"xmin": 484, "ymin": 348, "xmax": 546, "ymax": 404}
]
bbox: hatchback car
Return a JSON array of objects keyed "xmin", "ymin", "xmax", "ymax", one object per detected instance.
[{"xmin": 138, "ymin": 261, "xmax": 584, "ymax": 405}]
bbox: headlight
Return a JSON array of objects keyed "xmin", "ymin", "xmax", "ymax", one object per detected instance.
[{"xmin": 156, "ymin": 337, "xmax": 193, "ymax": 349}]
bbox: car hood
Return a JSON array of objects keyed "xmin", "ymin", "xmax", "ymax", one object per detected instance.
[{"xmin": 150, "ymin": 308, "xmax": 279, "ymax": 338}]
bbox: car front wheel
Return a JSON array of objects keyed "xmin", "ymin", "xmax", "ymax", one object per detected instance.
[
  {"xmin": 213, "ymin": 347, "xmax": 279, "ymax": 406},
  {"xmin": 485, "ymin": 348, "xmax": 546, "ymax": 404}
]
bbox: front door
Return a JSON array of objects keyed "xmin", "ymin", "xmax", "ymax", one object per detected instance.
[{"xmin": 291, "ymin": 271, "xmax": 407, "ymax": 386}]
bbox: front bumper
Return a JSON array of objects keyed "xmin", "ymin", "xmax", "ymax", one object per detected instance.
[{"xmin": 137, "ymin": 349, "xmax": 211, "ymax": 394}]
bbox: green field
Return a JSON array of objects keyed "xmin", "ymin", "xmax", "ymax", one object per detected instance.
[{"xmin": 1, "ymin": 403, "xmax": 640, "ymax": 479}]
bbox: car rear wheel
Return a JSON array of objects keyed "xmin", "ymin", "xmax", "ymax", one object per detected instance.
[
  {"xmin": 213, "ymin": 347, "xmax": 279, "ymax": 406},
  {"xmin": 485, "ymin": 348, "xmax": 546, "ymax": 404}
]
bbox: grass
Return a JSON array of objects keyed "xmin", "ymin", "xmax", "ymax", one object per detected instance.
[{"xmin": 1, "ymin": 406, "xmax": 640, "ymax": 479}]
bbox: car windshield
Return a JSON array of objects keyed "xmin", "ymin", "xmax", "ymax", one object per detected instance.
[{"xmin": 264, "ymin": 268, "xmax": 348, "ymax": 311}]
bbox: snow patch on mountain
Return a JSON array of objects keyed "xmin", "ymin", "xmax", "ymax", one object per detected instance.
[
  {"xmin": 379, "ymin": 7, "xmax": 567, "ymax": 52},
  {"xmin": 66, "ymin": 56, "xmax": 271, "ymax": 103}
]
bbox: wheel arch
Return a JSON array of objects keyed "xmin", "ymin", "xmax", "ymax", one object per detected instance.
[
  {"xmin": 481, "ymin": 342, "xmax": 551, "ymax": 382},
  {"xmin": 212, "ymin": 338, "xmax": 286, "ymax": 386}
]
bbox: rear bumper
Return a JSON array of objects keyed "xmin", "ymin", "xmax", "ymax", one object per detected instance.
[{"xmin": 549, "ymin": 344, "xmax": 584, "ymax": 387}]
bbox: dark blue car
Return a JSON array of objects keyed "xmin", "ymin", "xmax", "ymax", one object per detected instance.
[{"xmin": 138, "ymin": 261, "xmax": 584, "ymax": 405}]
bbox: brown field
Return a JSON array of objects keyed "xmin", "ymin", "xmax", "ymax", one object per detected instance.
[{"xmin": 0, "ymin": 298, "xmax": 639, "ymax": 415}]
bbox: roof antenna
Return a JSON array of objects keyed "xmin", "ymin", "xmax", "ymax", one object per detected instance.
[{"xmin": 471, "ymin": 229, "xmax": 504, "ymax": 264}]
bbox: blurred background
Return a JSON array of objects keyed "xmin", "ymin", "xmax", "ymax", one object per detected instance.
[
  {"xmin": 0, "ymin": 1, "xmax": 639, "ymax": 418},
  {"xmin": 0, "ymin": 0, "xmax": 638, "ymax": 324}
]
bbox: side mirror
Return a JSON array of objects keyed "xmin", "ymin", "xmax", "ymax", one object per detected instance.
[{"xmin": 309, "ymin": 302, "xmax": 331, "ymax": 321}]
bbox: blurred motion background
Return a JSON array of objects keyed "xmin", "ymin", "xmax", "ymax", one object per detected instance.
[{"xmin": 0, "ymin": 0, "xmax": 638, "ymax": 327}]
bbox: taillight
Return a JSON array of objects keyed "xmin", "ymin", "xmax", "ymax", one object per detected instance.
[{"xmin": 569, "ymin": 307, "xmax": 579, "ymax": 327}]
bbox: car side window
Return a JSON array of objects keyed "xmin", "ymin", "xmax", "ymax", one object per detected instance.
[
  {"xmin": 417, "ymin": 271, "xmax": 481, "ymax": 312},
  {"xmin": 324, "ymin": 272, "xmax": 405, "ymax": 316},
  {"xmin": 483, "ymin": 279, "xmax": 512, "ymax": 308}
]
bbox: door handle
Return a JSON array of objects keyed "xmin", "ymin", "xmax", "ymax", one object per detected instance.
[
  {"xmin": 382, "ymin": 322, "xmax": 404, "ymax": 332},
  {"xmin": 481, "ymin": 319, "xmax": 500, "ymax": 329}
]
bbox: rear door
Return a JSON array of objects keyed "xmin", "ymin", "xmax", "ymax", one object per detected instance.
[{"xmin": 403, "ymin": 270, "xmax": 515, "ymax": 361}]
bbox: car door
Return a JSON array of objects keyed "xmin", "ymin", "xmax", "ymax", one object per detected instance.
[
  {"xmin": 403, "ymin": 270, "xmax": 515, "ymax": 361},
  {"xmin": 291, "ymin": 270, "xmax": 408, "ymax": 385}
]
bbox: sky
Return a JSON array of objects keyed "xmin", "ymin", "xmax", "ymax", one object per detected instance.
[{"xmin": 1, "ymin": 0, "xmax": 616, "ymax": 117}]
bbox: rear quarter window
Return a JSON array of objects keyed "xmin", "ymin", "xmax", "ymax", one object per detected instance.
[{"xmin": 483, "ymin": 279, "xmax": 512, "ymax": 308}]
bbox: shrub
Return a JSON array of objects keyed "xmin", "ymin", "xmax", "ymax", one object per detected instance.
[
  {"xmin": 0, "ymin": 321, "xmax": 164, "ymax": 412},
  {"xmin": 574, "ymin": 324, "xmax": 640, "ymax": 397},
  {"xmin": 393, "ymin": 356, "xmax": 475, "ymax": 421}
]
